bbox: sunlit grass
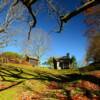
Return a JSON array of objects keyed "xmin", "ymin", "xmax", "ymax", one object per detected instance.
[
  {"xmin": 2, "ymin": 63, "xmax": 80, "ymax": 75},
  {"xmin": 0, "ymin": 63, "xmax": 98, "ymax": 100},
  {"xmin": 3, "ymin": 63, "xmax": 34, "ymax": 70},
  {"xmin": 0, "ymin": 84, "xmax": 21, "ymax": 100}
]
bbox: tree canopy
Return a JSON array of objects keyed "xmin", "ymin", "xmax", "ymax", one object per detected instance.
[{"xmin": 85, "ymin": 2, "xmax": 100, "ymax": 63}]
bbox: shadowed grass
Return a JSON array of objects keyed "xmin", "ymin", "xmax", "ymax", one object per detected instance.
[{"xmin": 0, "ymin": 63, "xmax": 99, "ymax": 100}]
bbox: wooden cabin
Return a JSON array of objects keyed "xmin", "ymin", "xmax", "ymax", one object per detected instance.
[
  {"xmin": 25, "ymin": 56, "xmax": 39, "ymax": 66},
  {"xmin": 0, "ymin": 54, "xmax": 39, "ymax": 66},
  {"xmin": 53, "ymin": 56, "xmax": 73, "ymax": 70}
]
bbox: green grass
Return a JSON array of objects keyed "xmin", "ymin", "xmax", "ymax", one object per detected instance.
[
  {"xmin": 3, "ymin": 63, "xmax": 34, "ymax": 70},
  {"xmin": 0, "ymin": 87, "xmax": 19, "ymax": 100},
  {"xmin": 0, "ymin": 63, "xmax": 99, "ymax": 100}
]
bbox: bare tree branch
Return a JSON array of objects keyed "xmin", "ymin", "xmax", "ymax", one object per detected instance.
[
  {"xmin": 27, "ymin": 6, "xmax": 37, "ymax": 28},
  {"xmin": 20, "ymin": 0, "xmax": 37, "ymax": 27},
  {"xmin": 61, "ymin": 0, "xmax": 100, "ymax": 23},
  {"xmin": 19, "ymin": 0, "xmax": 37, "ymax": 39},
  {"xmin": 23, "ymin": 0, "xmax": 100, "ymax": 33},
  {"xmin": 28, "ymin": 24, "xmax": 32, "ymax": 40},
  {"xmin": 1, "ymin": 0, "xmax": 100, "ymax": 39},
  {"xmin": 46, "ymin": 0, "xmax": 63, "ymax": 32}
]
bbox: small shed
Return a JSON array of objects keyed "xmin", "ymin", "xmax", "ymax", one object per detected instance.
[{"xmin": 26, "ymin": 56, "xmax": 39, "ymax": 66}]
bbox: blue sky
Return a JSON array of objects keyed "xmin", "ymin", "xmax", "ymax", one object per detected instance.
[
  {"xmin": 40, "ymin": 14, "xmax": 87, "ymax": 64},
  {"xmin": 0, "ymin": 0, "xmax": 87, "ymax": 64}
]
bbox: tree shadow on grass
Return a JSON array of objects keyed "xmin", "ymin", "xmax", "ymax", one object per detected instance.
[
  {"xmin": 34, "ymin": 72, "xmax": 100, "ymax": 86},
  {"xmin": 57, "ymin": 73, "xmax": 100, "ymax": 86},
  {"xmin": 0, "ymin": 81, "xmax": 23, "ymax": 91},
  {"xmin": 0, "ymin": 67, "xmax": 100, "ymax": 85},
  {"xmin": 0, "ymin": 65, "xmax": 100, "ymax": 98}
]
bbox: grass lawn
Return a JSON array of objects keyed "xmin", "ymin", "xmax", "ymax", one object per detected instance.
[{"xmin": 0, "ymin": 63, "xmax": 99, "ymax": 100}]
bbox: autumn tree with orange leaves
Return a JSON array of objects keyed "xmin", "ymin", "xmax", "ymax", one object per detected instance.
[{"xmin": 85, "ymin": 2, "xmax": 100, "ymax": 63}]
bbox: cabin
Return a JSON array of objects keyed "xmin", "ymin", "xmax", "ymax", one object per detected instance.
[
  {"xmin": 25, "ymin": 56, "xmax": 39, "ymax": 66},
  {"xmin": 0, "ymin": 54, "xmax": 39, "ymax": 66},
  {"xmin": 53, "ymin": 56, "xmax": 73, "ymax": 70}
]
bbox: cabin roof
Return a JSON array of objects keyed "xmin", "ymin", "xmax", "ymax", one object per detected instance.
[
  {"xmin": 26, "ymin": 56, "xmax": 39, "ymax": 61},
  {"xmin": 55, "ymin": 56, "xmax": 70, "ymax": 61}
]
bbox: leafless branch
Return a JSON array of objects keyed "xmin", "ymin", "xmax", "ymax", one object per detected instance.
[{"xmin": 61, "ymin": 0, "xmax": 100, "ymax": 23}]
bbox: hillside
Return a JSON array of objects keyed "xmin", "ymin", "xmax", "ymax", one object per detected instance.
[{"xmin": 0, "ymin": 64, "xmax": 100, "ymax": 100}]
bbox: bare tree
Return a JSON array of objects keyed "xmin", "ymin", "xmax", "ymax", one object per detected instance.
[
  {"xmin": 0, "ymin": 1, "xmax": 25, "ymax": 48},
  {"xmin": 0, "ymin": 0, "xmax": 100, "ymax": 39},
  {"xmin": 22, "ymin": 28, "xmax": 51, "ymax": 63}
]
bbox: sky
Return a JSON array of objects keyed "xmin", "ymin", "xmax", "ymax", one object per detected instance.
[
  {"xmin": 39, "ymin": 14, "xmax": 87, "ymax": 64},
  {"xmin": 0, "ymin": 0, "xmax": 87, "ymax": 64}
]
